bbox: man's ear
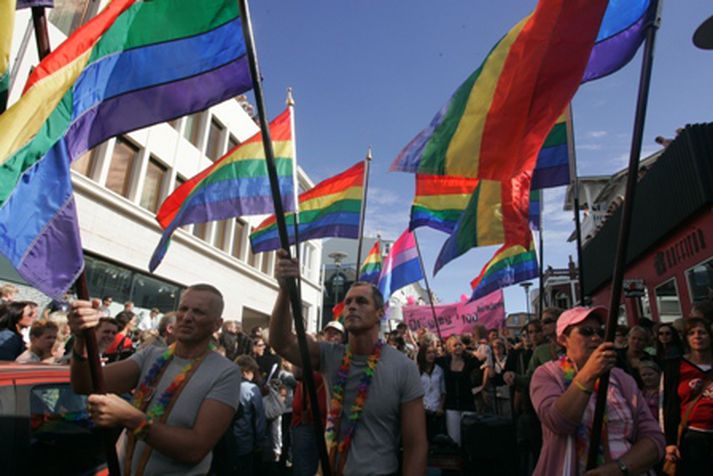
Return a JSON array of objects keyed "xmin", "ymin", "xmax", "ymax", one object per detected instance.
[{"xmin": 215, "ymin": 317, "xmax": 224, "ymax": 333}]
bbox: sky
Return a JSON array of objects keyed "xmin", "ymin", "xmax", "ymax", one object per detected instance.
[{"xmin": 246, "ymin": 0, "xmax": 713, "ymax": 315}]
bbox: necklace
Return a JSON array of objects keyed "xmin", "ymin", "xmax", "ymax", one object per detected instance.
[
  {"xmin": 325, "ymin": 340, "xmax": 383, "ymax": 473},
  {"xmin": 131, "ymin": 344, "xmax": 207, "ymax": 419}
]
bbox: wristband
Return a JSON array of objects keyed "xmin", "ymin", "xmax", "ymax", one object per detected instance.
[
  {"xmin": 615, "ymin": 458, "xmax": 629, "ymax": 475},
  {"xmin": 573, "ymin": 379, "xmax": 593, "ymax": 395},
  {"xmin": 133, "ymin": 415, "xmax": 153, "ymax": 441}
]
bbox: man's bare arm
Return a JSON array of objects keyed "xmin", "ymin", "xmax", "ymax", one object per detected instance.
[{"xmin": 401, "ymin": 397, "xmax": 428, "ymax": 476}]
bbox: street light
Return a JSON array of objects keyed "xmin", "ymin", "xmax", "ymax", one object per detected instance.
[
  {"xmin": 520, "ymin": 281, "xmax": 533, "ymax": 318},
  {"xmin": 328, "ymin": 251, "xmax": 348, "ymax": 320}
]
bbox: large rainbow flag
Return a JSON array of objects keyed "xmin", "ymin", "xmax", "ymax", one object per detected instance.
[
  {"xmin": 390, "ymin": 0, "xmax": 607, "ymax": 181},
  {"xmin": 433, "ymin": 173, "xmax": 532, "ymax": 276},
  {"xmin": 531, "ymin": 110, "xmax": 570, "ymax": 190},
  {"xmin": 469, "ymin": 236, "xmax": 539, "ymax": 301},
  {"xmin": 358, "ymin": 241, "xmax": 382, "ymax": 285},
  {"xmin": 0, "ymin": 0, "xmax": 252, "ymax": 298},
  {"xmin": 149, "ymin": 109, "xmax": 295, "ymax": 272},
  {"xmin": 250, "ymin": 162, "xmax": 364, "ymax": 253}
]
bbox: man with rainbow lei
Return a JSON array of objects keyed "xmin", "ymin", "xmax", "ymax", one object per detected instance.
[
  {"xmin": 68, "ymin": 283, "xmax": 241, "ymax": 475},
  {"xmin": 271, "ymin": 249, "xmax": 428, "ymax": 475}
]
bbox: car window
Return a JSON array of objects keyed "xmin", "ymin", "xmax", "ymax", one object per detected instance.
[{"xmin": 30, "ymin": 384, "xmax": 106, "ymax": 474}]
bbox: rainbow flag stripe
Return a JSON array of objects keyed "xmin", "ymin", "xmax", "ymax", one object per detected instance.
[
  {"xmin": 469, "ymin": 237, "xmax": 539, "ymax": 301},
  {"xmin": 378, "ymin": 229, "xmax": 423, "ymax": 301},
  {"xmin": 149, "ymin": 109, "xmax": 294, "ymax": 271},
  {"xmin": 532, "ymin": 111, "xmax": 570, "ymax": 190},
  {"xmin": 390, "ymin": 0, "xmax": 608, "ymax": 181},
  {"xmin": 0, "ymin": 0, "xmax": 251, "ymax": 298},
  {"xmin": 0, "ymin": 0, "xmax": 14, "ymax": 112},
  {"xmin": 358, "ymin": 242, "xmax": 382, "ymax": 285},
  {"xmin": 250, "ymin": 162, "xmax": 365, "ymax": 253}
]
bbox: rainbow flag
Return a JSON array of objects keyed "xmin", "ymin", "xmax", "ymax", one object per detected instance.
[
  {"xmin": 433, "ymin": 173, "xmax": 532, "ymax": 276},
  {"xmin": 378, "ymin": 229, "xmax": 424, "ymax": 301},
  {"xmin": 390, "ymin": 0, "xmax": 608, "ymax": 181},
  {"xmin": 529, "ymin": 189, "xmax": 542, "ymax": 231},
  {"xmin": 358, "ymin": 242, "xmax": 382, "ymax": 285},
  {"xmin": 0, "ymin": 0, "xmax": 14, "ymax": 112},
  {"xmin": 469, "ymin": 235, "xmax": 539, "ymax": 301},
  {"xmin": 149, "ymin": 109, "xmax": 295, "ymax": 272},
  {"xmin": 0, "ymin": 0, "xmax": 252, "ymax": 298},
  {"xmin": 250, "ymin": 162, "xmax": 364, "ymax": 253}
]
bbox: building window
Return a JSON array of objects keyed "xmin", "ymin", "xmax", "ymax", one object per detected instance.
[
  {"xmin": 168, "ymin": 118, "xmax": 181, "ymax": 130},
  {"xmin": 140, "ymin": 157, "xmax": 167, "ymax": 213},
  {"xmin": 260, "ymin": 252, "xmax": 272, "ymax": 275},
  {"xmin": 193, "ymin": 222, "xmax": 209, "ymax": 241},
  {"xmin": 106, "ymin": 137, "xmax": 139, "ymax": 198},
  {"xmin": 247, "ymin": 230, "xmax": 258, "ymax": 268},
  {"xmin": 213, "ymin": 219, "xmax": 230, "ymax": 251},
  {"xmin": 71, "ymin": 148, "xmax": 97, "ymax": 178},
  {"xmin": 232, "ymin": 219, "xmax": 246, "ymax": 260},
  {"xmin": 228, "ymin": 134, "xmax": 239, "ymax": 152},
  {"xmin": 48, "ymin": 0, "xmax": 98, "ymax": 35},
  {"xmin": 183, "ymin": 113, "xmax": 203, "ymax": 148},
  {"xmin": 301, "ymin": 244, "xmax": 314, "ymax": 278},
  {"xmin": 206, "ymin": 118, "xmax": 225, "ymax": 161},
  {"xmin": 655, "ymin": 279, "xmax": 682, "ymax": 323},
  {"xmin": 686, "ymin": 257, "xmax": 713, "ymax": 304}
]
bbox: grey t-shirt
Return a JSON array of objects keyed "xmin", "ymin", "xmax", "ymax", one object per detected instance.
[
  {"xmin": 118, "ymin": 346, "xmax": 241, "ymax": 475},
  {"xmin": 320, "ymin": 341, "xmax": 423, "ymax": 476}
]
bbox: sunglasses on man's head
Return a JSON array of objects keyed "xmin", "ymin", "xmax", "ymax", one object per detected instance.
[{"xmin": 576, "ymin": 326, "xmax": 605, "ymax": 338}]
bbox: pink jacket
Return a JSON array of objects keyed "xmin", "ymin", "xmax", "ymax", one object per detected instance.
[{"xmin": 530, "ymin": 362, "xmax": 665, "ymax": 475}]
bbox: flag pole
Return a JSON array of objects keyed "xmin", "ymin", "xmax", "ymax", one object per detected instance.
[
  {"xmin": 74, "ymin": 274, "xmax": 122, "ymax": 475},
  {"xmin": 287, "ymin": 88, "xmax": 302, "ymax": 297},
  {"xmin": 587, "ymin": 0, "xmax": 662, "ymax": 469},
  {"xmin": 30, "ymin": 7, "xmax": 51, "ymax": 59},
  {"xmin": 355, "ymin": 147, "xmax": 372, "ymax": 273},
  {"xmin": 238, "ymin": 2, "xmax": 331, "ymax": 475},
  {"xmin": 538, "ymin": 191, "xmax": 544, "ymax": 320},
  {"xmin": 566, "ymin": 105, "xmax": 587, "ymax": 304},
  {"xmin": 413, "ymin": 230, "xmax": 443, "ymax": 341}
]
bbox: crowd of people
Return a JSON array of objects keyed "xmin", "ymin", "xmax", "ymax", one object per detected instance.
[{"xmin": 1, "ymin": 269, "xmax": 712, "ymax": 475}]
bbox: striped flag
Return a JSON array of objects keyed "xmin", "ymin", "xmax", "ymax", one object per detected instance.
[
  {"xmin": 358, "ymin": 241, "xmax": 382, "ymax": 285},
  {"xmin": 250, "ymin": 162, "xmax": 364, "ymax": 253},
  {"xmin": 0, "ymin": 0, "xmax": 252, "ymax": 298},
  {"xmin": 390, "ymin": 0, "xmax": 608, "ymax": 181},
  {"xmin": 0, "ymin": 0, "xmax": 15, "ymax": 112},
  {"xmin": 150, "ymin": 109, "xmax": 295, "ymax": 271},
  {"xmin": 469, "ymin": 235, "xmax": 539, "ymax": 301},
  {"xmin": 378, "ymin": 229, "xmax": 424, "ymax": 301}
]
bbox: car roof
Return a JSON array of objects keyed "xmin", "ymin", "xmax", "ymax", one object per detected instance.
[{"xmin": 0, "ymin": 362, "xmax": 69, "ymax": 385}]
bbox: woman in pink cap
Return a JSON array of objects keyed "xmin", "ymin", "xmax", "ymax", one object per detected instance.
[{"xmin": 530, "ymin": 306, "xmax": 664, "ymax": 475}]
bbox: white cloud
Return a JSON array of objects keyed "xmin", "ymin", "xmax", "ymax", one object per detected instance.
[
  {"xmin": 586, "ymin": 130, "xmax": 608, "ymax": 139},
  {"xmin": 578, "ymin": 143, "xmax": 603, "ymax": 151}
]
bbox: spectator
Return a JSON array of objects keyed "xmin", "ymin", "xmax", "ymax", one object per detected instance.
[
  {"xmin": 616, "ymin": 325, "xmax": 654, "ymax": 384},
  {"xmin": 439, "ymin": 335, "xmax": 479, "ymax": 446},
  {"xmin": 220, "ymin": 320, "xmax": 242, "ymax": 361},
  {"xmin": 637, "ymin": 360, "xmax": 661, "ymax": 424},
  {"xmin": 103, "ymin": 310, "xmax": 136, "ymax": 362},
  {"xmin": 16, "ymin": 319, "xmax": 59, "ymax": 363},
  {"xmin": 541, "ymin": 307, "xmax": 564, "ymax": 343},
  {"xmin": 655, "ymin": 322, "xmax": 684, "ymax": 365},
  {"xmin": 530, "ymin": 306, "xmax": 664, "ymax": 475},
  {"xmin": 322, "ymin": 320, "xmax": 344, "ymax": 344},
  {"xmin": 614, "ymin": 324, "xmax": 629, "ymax": 349},
  {"xmin": 418, "ymin": 343, "xmax": 445, "ymax": 442},
  {"xmin": 123, "ymin": 300, "xmax": 134, "ymax": 312},
  {"xmin": 0, "ymin": 283, "xmax": 18, "ymax": 303},
  {"xmin": 487, "ymin": 328, "xmax": 500, "ymax": 343},
  {"xmin": 97, "ymin": 296, "xmax": 113, "ymax": 317},
  {"xmin": 156, "ymin": 312, "xmax": 176, "ymax": 347},
  {"xmin": 661, "ymin": 318, "xmax": 713, "ymax": 475},
  {"xmin": 491, "ymin": 338, "xmax": 512, "ymax": 417},
  {"xmin": 689, "ymin": 300, "xmax": 713, "ymax": 327},
  {"xmin": 0, "ymin": 301, "xmax": 37, "ymax": 360}
]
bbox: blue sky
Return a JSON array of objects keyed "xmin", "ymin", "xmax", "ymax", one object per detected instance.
[{"xmin": 247, "ymin": 0, "xmax": 713, "ymax": 314}]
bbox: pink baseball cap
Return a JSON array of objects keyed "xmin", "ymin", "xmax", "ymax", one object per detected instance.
[{"xmin": 556, "ymin": 306, "xmax": 608, "ymax": 338}]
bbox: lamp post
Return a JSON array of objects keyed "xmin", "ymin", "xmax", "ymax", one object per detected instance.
[
  {"xmin": 328, "ymin": 251, "xmax": 348, "ymax": 320},
  {"xmin": 520, "ymin": 281, "xmax": 533, "ymax": 319}
]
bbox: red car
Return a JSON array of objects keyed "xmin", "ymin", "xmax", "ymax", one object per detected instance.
[{"xmin": 0, "ymin": 363, "xmax": 108, "ymax": 475}]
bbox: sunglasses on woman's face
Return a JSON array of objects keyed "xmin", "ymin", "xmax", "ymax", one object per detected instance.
[{"xmin": 577, "ymin": 326, "xmax": 605, "ymax": 338}]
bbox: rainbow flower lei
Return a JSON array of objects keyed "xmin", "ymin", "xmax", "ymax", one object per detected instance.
[
  {"xmin": 325, "ymin": 340, "xmax": 384, "ymax": 460},
  {"xmin": 131, "ymin": 344, "xmax": 205, "ymax": 420}
]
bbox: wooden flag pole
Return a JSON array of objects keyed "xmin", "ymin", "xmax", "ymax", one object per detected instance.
[
  {"xmin": 586, "ymin": 0, "xmax": 662, "ymax": 469},
  {"xmin": 413, "ymin": 230, "xmax": 443, "ymax": 341},
  {"xmin": 355, "ymin": 147, "xmax": 372, "ymax": 275},
  {"xmin": 30, "ymin": 7, "xmax": 51, "ymax": 59},
  {"xmin": 538, "ymin": 191, "xmax": 545, "ymax": 320},
  {"xmin": 238, "ymin": 2, "xmax": 331, "ymax": 474},
  {"xmin": 286, "ymin": 88, "xmax": 302, "ymax": 297}
]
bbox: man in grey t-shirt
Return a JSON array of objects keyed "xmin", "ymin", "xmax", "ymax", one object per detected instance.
[
  {"xmin": 68, "ymin": 283, "xmax": 241, "ymax": 475},
  {"xmin": 271, "ymin": 250, "xmax": 427, "ymax": 475}
]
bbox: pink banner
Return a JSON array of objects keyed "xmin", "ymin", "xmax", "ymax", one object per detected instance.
[{"xmin": 402, "ymin": 290, "xmax": 505, "ymax": 337}]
